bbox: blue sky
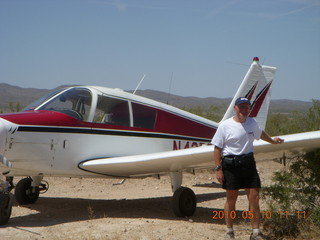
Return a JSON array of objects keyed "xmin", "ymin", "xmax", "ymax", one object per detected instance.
[{"xmin": 0, "ymin": 0, "xmax": 319, "ymax": 101}]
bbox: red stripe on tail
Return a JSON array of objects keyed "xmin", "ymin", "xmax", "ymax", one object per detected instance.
[
  {"xmin": 249, "ymin": 81, "xmax": 273, "ymax": 117},
  {"xmin": 245, "ymin": 82, "xmax": 258, "ymax": 101}
]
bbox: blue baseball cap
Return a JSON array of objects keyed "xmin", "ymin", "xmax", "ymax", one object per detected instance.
[{"xmin": 235, "ymin": 97, "xmax": 251, "ymax": 105}]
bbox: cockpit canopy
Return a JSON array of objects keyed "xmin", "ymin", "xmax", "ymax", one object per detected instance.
[
  {"xmin": 23, "ymin": 87, "xmax": 157, "ymax": 129},
  {"xmin": 24, "ymin": 88, "xmax": 92, "ymax": 121}
]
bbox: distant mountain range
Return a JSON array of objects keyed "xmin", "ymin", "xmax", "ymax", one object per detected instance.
[{"xmin": 0, "ymin": 83, "xmax": 313, "ymax": 114}]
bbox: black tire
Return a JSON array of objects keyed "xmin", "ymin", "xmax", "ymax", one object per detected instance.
[
  {"xmin": 172, "ymin": 187, "xmax": 196, "ymax": 217},
  {"xmin": 15, "ymin": 178, "xmax": 40, "ymax": 205},
  {"xmin": 0, "ymin": 193, "xmax": 12, "ymax": 225}
]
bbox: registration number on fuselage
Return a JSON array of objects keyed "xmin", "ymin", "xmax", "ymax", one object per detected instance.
[{"xmin": 173, "ymin": 140, "xmax": 206, "ymax": 150}]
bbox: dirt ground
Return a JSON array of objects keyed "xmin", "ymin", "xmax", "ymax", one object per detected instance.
[{"xmin": 0, "ymin": 160, "xmax": 298, "ymax": 240}]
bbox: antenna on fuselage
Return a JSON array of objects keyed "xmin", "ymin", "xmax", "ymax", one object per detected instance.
[
  {"xmin": 166, "ymin": 72, "xmax": 174, "ymax": 104},
  {"xmin": 133, "ymin": 74, "xmax": 146, "ymax": 95}
]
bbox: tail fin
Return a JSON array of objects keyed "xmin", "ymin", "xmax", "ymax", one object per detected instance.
[{"xmin": 221, "ymin": 57, "xmax": 277, "ymax": 130}]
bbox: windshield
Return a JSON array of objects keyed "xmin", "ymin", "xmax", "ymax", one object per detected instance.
[
  {"xmin": 23, "ymin": 88, "xmax": 67, "ymax": 111},
  {"xmin": 24, "ymin": 88, "xmax": 92, "ymax": 121}
]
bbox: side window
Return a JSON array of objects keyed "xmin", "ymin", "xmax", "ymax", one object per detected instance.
[
  {"xmin": 39, "ymin": 88, "xmax": 92, "ymax": 121},
  {"xmin": 132, "ymin": 102, "xmax": 156, "ymax": 129},
  {"xmin": 94, "ymin": 95, "xmax": 130, "ymax": 127}
]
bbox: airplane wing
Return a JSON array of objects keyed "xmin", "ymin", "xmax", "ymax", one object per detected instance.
[
  {"xmin": 79, "ymin": 145, "xmax": 214, "ymax": 177},
  {"xmin": 79, "ymin": 130, "xmax": 320, "ymax": 178},
  {"xmin": 254, "ymin": 130, "xmax": 320, "ymax": 161}
]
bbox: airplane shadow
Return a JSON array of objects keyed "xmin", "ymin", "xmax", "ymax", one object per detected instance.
[{"xmin": 5, "ymin": 190, "xmax": 248, "ymax": 228}]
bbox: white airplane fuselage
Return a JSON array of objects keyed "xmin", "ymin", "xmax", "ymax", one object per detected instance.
[{"xmin": 0, "ymin": 86, "xmax": 217, "ymax": 178}]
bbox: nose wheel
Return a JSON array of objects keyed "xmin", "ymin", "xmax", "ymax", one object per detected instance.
[
  {"xmin": 14, "ymin": 177, "xmax": 48, "ymax": 205},
  {"xmin": 15, "ymin": 178, "xmax": 40, "ymax": 205}
]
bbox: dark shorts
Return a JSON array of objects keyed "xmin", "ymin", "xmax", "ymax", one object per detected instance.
[{"xmin": 222, "ymin": 155, "xmax": 261, "ymax": 190}]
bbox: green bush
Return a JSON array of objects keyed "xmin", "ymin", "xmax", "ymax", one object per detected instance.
[{"xmin": 262, "ymin": 149, "xmax": 320, "ymax": 239}]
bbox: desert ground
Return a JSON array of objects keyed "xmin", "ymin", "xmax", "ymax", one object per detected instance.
[{"xmin": 0, "ymin": 160, "xmax": 305, "ymax": 240}]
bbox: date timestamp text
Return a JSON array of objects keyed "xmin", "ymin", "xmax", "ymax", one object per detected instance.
[{"xmin": 212, "ymin": 210, "xmax": 310, "ymax": 220}]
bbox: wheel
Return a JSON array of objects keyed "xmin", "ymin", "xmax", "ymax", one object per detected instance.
[
  {"xmin": 15, "ymin": 178, "xmax": 40, "ymax": 205},
  {"xmin": 0, "ymin": 193, "xmax": 12, "ymax": 225},
  {"xmin": 172, "ymin": 187, "xmax": 196, "ymax": 217}
]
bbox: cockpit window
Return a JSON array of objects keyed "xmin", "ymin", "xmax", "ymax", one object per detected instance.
[
  {"xmin": 132, "ymin": 102, "xmax": 156, "ymax": 129},
  {"xmin": 93, "ymin": 95, "xmax": 156, "ymax": 129},
  {"xmin": 37, "ymin": 88, "xmax": 92, "ymax": 121},
  {"xmin": 94, "ymin": 95, "xmax": 130, "ymax": 127},
  {"xmin": 23, "ymin": 89, "xmax": 65, "ymax": 111}
]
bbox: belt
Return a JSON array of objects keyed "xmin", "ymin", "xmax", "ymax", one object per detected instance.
[{"xmin": 223, "ymin": 152, "xmax": 254, "ymax": 160}]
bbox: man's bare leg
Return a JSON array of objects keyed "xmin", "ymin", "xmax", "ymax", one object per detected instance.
[{"xmin": 225, "ymin": 190, "xmax": 239, "ymax": 227}]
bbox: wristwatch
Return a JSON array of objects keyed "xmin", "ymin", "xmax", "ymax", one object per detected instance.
[{"xmin": 214, "ymin": 165, "xmax": 222, "ymax": 171}]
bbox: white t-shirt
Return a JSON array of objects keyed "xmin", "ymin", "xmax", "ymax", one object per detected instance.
[{"xmin": 211, "ymin": 117, "xmax": 262, "ymax": 156}]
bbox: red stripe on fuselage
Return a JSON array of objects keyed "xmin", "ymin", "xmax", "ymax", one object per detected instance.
[{"xmin": 0, "ymin": 109, "xmax": 216, "ymax": 141}]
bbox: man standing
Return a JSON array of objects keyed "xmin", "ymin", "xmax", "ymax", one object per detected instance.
[{"xmin": 211, "ymin": 97, "xmax": 284, "ymax": 240}]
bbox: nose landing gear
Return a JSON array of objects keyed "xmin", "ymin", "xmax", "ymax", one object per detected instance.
[{"xmin": 14, "ymin": 176, "xmax": 48, "ymax": 205}]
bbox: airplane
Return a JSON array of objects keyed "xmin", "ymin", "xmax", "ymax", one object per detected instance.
[{"xmin": 0, "ymin": 57, "xmax": 319, "ymax": 225}]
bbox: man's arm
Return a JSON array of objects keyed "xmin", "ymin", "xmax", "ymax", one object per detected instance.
[
  {"xmin": 214, "ymin": 146, "xmax": 222, "ymax": 166},
  {"xmin": 260, "ymin": 130, "xmax": 284, "ymax": 144},
  {"xmin": 213, "ymin": 146, "xmax": 224, "ymax": 184}
]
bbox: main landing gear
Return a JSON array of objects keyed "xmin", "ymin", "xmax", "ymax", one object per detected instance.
[{"xmin": 170, "ymin": 172, "xmax": 197, "ymax": 218}]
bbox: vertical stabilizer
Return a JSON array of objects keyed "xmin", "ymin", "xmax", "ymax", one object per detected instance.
[{"xmin": 221, "ymin": 57, "xmax": 277, "ymax": 130}]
